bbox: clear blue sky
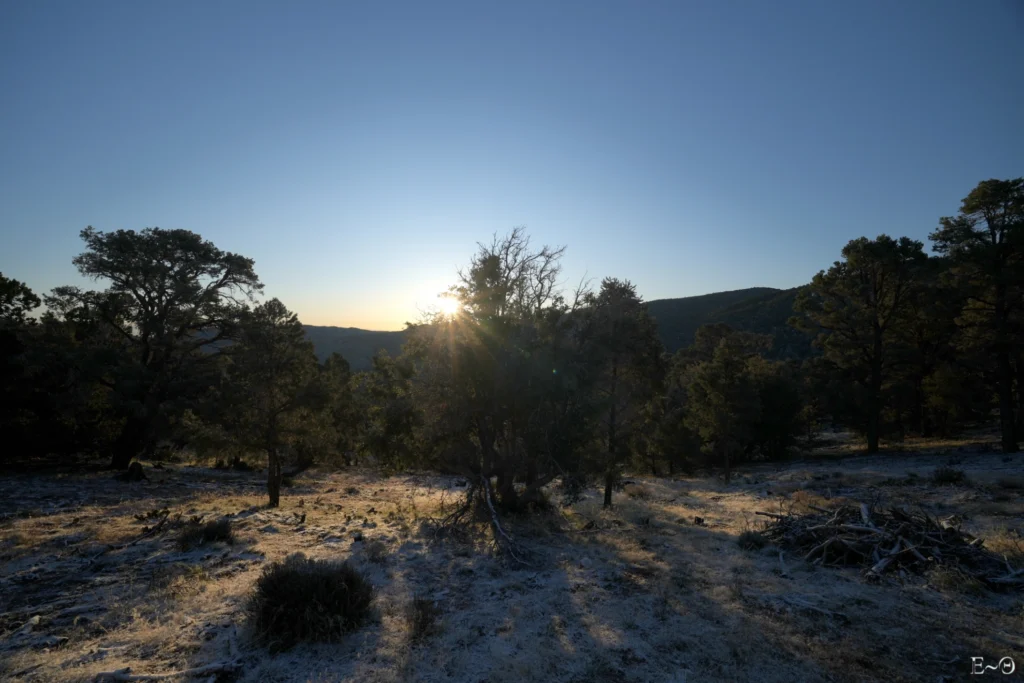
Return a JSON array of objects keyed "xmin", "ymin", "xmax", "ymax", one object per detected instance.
[{"xmin": 2, "ymin": 1, "xmax": 1022, "ymax": 329}]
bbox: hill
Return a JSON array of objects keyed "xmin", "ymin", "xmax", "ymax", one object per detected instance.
[
  {"xmin": 647, "ymin": 286, "xmax": 813, "ymax": 359},
  {"xmin": 305, "ymin": 286, "xmax": 813, "ymax": 370},
  {"xmin": 303, "ymin": 325, "xmax": 406, "ymax": 370},
  {"xmin": 646, "ymin": 288, "xmax": 778, "ymax": 351}
]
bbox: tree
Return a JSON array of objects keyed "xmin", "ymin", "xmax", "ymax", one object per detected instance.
[
  {"xmin": 406, "ymin": 228, "xmax": 586, "ymax": 511},
  {"xmin": 583, "ymin": 278, "xmax": 663, "ymax": 506},
  {"xmin": 793, "ymin": 235, "xmax": 927, "ymax": 452},
  {"xmin": 633, "ymin": 350, "xmax": 701, "ymax": 477},
  {"xmin": 353, "ymin": 351, "xmax": 419, "ymax": 473},
  {"xmin": 65, "ymin": 226, "xmax": 262, "ymax": 469},
  {"xmin": 685, "ymin": 331, "xmax": 763, "ymax": 483},
  {"xmin": 220, "ymin": 299, "xmax": 320, "ymax": 506},
  {"xmin": 891, "ymin": 257, "xmax": 959, "ymax": 437},
  {"xmin": 0, "ymin": 273, "xmax": 41, "ymax": 325},
  {"xmin": 930, "ymin": 179, "xmax": 1024, "ymax": 452}
]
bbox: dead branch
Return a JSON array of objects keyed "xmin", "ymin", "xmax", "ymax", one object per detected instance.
[
  {"xmin": 95, "ymin": 659, "xmax": 241, "ymax": 681},
  {"xmin": 89, "ymin": 512, "xmax": 171, "ymax": 565},
  {"xmin": 758, "ymin": 503, "xmax": 1021, "ymax": 590},
  {"xmin": 479, "ymin": 475, "xmax": 530, "ymax": 566}
]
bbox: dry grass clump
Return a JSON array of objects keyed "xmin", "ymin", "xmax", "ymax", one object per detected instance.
[
  {"xmin": 996, "ymin": 476, "xmax": 1024, "ymax": 490},
  {"xmin": 737, "ymin": 530, "xmax": 768, "ymax": 551},
  {"xmin": 364, "ymin": 539, "xmax": 389, "ymax": 565},
  {"xmin": 623, "ymin": 483, "xmax": 650, "ymax": 500},
  {"xmin": 151, "ymin": 563, "xmax": 211, "ymax": 598},
  {"xmin": 248, "ymin": 554, "xmax": 374, "ymax": 652},
  {"xmin": 931, "ymin": 466, "xmax": 967, "ymax": 486},
  {"xmin": 928, "ymin": 566, "xmax": 986, "ymax": 596},
  {"xmin": 406, "ymin": 595, "xmax": 442, "ymax": 642},
  {"xmin": 176, "ymin": 518, "xmax": 234, "ymax": 551}
]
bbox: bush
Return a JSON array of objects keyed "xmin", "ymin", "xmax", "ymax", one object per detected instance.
[
  {"xmin": 364, "ymin": 539, "xmax": 389, "ymax": 565},
  {"xmin": 623, "ymin": 483, "xmax": 649, "ymax": 500},
  {"xmin": 558, "ymin": 474, "xmax": 587, "ymax": 506},
  {"xmin": 248, "ymin": 554, "xmax": 374, "ymax": 651},
  {"xmin": 177, "ymin": 518, "xmax": 233, "ymax": 551},
  {"xmin": 281, "ymin": 475, "xmax": 295, "ymax": 488},
  {"xmin": 407, "ymin": 595, "xmax": 441, "ymax": 642},
  {"xmin": 996, "ymin": 476, "xmax": 1024, "ymax": 490},
  {"xmin": 737, "ymin": 530, "xmax": 768, "ymax": 551},
  {"xmin": 932, "ymin": 467, "xmax": 967, "ymax": 486}
]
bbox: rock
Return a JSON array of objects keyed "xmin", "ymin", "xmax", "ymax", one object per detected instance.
[
  {"xmin": 259, "ymin": 524, "xmax": 280, "ymax": 534},
  {"xmin": 579, "ymin": 556, "xmax": 593, "ymax": 569}
]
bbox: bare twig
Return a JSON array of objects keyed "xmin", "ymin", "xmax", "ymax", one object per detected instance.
[{"xmin": 95, "ymin": 659, "xmax": 241, "ymax": 681}]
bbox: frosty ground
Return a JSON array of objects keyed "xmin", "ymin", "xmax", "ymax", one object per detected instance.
[{"xmin": 1, "ymin": 438, "xmax": 1022, "ymax": 682}]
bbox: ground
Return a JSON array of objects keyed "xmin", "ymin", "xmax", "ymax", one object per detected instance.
[{"xmin": 1, "ymin": 437, "xmax": 1023, "ymax": 682}]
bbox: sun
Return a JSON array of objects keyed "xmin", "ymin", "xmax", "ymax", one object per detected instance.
[{"xmin": 437, "ymin": 295, "xmax": 460, "ymax": 317}]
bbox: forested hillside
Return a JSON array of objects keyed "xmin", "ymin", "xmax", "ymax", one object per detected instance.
[
  {"xmin": 646, "ymin": 287, "xmax": 778, "ymax": 352},
  {"xmin": 310, "ymin": 286, "xmax": 809, "ymax": 370},
  {"xmin": 303, "ymin": 326, "xmax": 405, "ymax": 371}
]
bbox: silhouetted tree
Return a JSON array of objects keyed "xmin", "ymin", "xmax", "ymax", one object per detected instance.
[
  {"xmin": 685, "ymin": 330, "xmax": 765, "ymax": 483},
  {"xmin": 930, "ymin": 179, "xmax": 1024, "ymax": 452},
  {"xmin": 583, "ymin": 278, "xmax": 663, "ymax": 506},
  {"xmin": 62, "ymin": 227, "xmax": 262, "ymax": 469},
  {"xmin": 220, "ymin": 299, "xmax": 320, "ymax": 506},
  {"xmin": 793, "ymin": 235, "xmax": 927, "ymax": 453}
]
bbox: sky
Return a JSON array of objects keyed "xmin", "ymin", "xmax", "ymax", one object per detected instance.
[{"xmin": 1, "ymin": 1, "xmax": 1022, "ymax": 330}]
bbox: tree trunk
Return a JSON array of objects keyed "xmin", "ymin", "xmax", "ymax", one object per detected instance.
[
  {"xmin": 722, "ymin": 443, "xmax": 731, "ymax": 484},
  {"xmin": 1015, "ymin": 354, "xmax": 1024, "ymax": 438},
  {"xmin": 267, "ymin": 447, "xmax": 282, "ymax": 507},
  {"xmin": 867, "ymin": 327, "xmax": 883, "ymax": 454},
  {"xmin": 111, "ymin": 415, "xmax": 148, "ymax": 470},
  {"xmin": 912, "ymin": 377, "xmax": 927, "ymax": 437},
  {"xmin": 604, "ymin": 359, "xmax": 618, "ymax": 508},
  {"xmin": 997, "ymin": 354, "xmax": 1017, "ymax": 452},
  {"xmin": 995, "ymin": 285, "xmax": 1019, "ymax": 453}
]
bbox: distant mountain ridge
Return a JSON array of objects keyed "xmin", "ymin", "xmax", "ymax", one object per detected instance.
[
  {"xmin": 306, "ymin": 285, "xmax": 812, "ymax": 370},
  {"xmin": 303, "ymin": 325, "xmax": 406, "ymax": 370}
]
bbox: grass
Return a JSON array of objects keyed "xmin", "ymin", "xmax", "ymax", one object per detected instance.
[
  {"xmin": 407, "ymin": 595, "xmax": 442, "ymax": 642},
  {"xmin": 364, "ymin": 539, "xmax": 389, "ymax": 565},
  {"xmin": 176, "ymin": 518, "xmax": 234, "ymax": 551},
  {"xmin": 931, "ymin": 466, "xmax": 967, "ymax": 486},
  {"xmin": 247, "ymin": 554, "xmax": 375, "ymax": 652},
  {"xmin": 623, "ymin": 483, "xmax": 650, "ymax": 500},
  {"xmin": 737, "ymin": 530, "xmax": 768, "ymax": 551},
  {"xmin": 996, "ymin": 476, "xmax": 1024, "ymax": 490}
]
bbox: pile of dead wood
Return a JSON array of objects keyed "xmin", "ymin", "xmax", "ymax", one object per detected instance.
[{"xmin": 757, "ymin": 503, "xmax": 1023, "ymax": 589}]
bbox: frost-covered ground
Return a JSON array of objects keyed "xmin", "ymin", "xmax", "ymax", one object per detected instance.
[{"xmin": 2, "ymin": 440, "xmax": 1023, "ymax": 682}]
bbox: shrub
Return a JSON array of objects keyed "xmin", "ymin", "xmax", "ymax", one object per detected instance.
[
  {"xmin": 932, "ymin": 467, "xmax": 967, "ymax": 486},
  {"xmin": 248, "ymin": 554, "xmax": 374, "ymax": 651},
  {"xmin": 737, "ymin": 530, "xmax": 768, "ymax": 551},
  {"xmin": 177, "ymin": 518, "xmax": 233, "ymax": 551},
  {"xmin": 364, "ymin": 539, "xmax": 389, "ymax": 565},
  {"xmin": 996, "ymin": 476, "xmax": 1024, "ymax": 490},
  {"xmin": 559, "ymin": 474, "xmax": 587, "ymax": 506},
  {"xmin": 623, "ymin": 483, "xmax": 650, "ymax": 500},
  {"xmin": 407, "ymin": 595, "xmax": 441, "ymax": 642}
]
